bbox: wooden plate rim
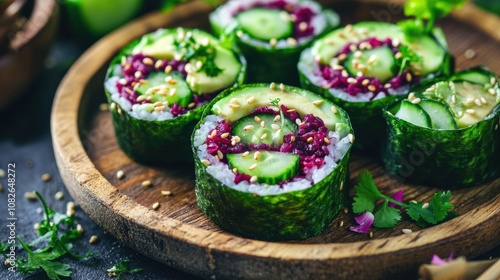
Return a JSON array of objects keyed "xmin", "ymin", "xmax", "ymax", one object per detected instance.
[{"xmin": 51, "ymin": 0, "xmax": 500, "ymax": 264}]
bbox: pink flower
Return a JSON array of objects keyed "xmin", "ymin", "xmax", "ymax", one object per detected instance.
[
  {"xmin": 350, "ymin": 212, "xmax": 374, "ymax": 234},
  {"xmin": 388, "ymin": 189, "xmax": 404, "ymax": 208},
  {"xmin": 430, "ymin": 251, "xmax": 454, "ymax": 266}
]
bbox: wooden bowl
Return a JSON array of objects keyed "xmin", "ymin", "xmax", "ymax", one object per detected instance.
[
  {"xmin": 51, "ymin": 0, "xmax": 500, "ymax": 279},
  {"xmin": 0, "ymin": 0, "xmax": 58, "ymax": 109}
]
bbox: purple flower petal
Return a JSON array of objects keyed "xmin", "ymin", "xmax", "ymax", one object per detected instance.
[
  {"xmin": 430, "ymin": 251, "xmax": 455, "ymax": 266},
  {"xmin": 388, "ymin": 189, "xmax": 404, "ymax": 208},
  {"xmin": 350, "ymin": 212, "xmax": 374, "ymax": 234}
]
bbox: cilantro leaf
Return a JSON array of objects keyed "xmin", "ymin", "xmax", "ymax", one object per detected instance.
[
  {"xmin": 396, "ymin": 45, "xmax": 423, "ymax": 74},
  {"xmin": 374, "ymin": 201, "xmax": 402, "ymax": 228},
  {"xmin": 108, "ymin": 259, "xmax": 143, "ymax": 280},
  {"xmin": 407, "ymin": 191, "xmax": 454, "ymax": 225},
  {"xmin": 17, "ymin": 237, "xmax": 72, "ymax": 280},
  {"xmin": 174, "ymin": 32, "xmax": 224, "ymax": 77},
  {"xmin": 352, "ymin": 170, "xmax": 386, "ymax": 213}
]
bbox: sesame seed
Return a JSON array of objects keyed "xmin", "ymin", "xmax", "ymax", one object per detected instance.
[
  {"xmin": 229, "ymin": 103, "xmax": 240, "ymax": 109},
  {"xmin": 340, "ymin": 181, "xmax": 344, "ymax": 190},
  {"xmin": 338, "ymin": 53, "xmax": 347, "ymax": 61},
  {"xmin": 41, "ymin": 173, "xmax": 52, "ymax": 182},
  {"xmin": 490, "ymin": 77, "xmax": 496, "ymax": 86},
  {"xmin": 254, "ymin": 116, "xmax": 261, "ymax": 123},
  {"xmin": 67, "ymin": 208, "xmax": 75, "ymax": 217},
  {"xmin": 141, "ymin": 180, "xmax": 152, "ymax": 188},
  {"xmin": 55, "ymin": 191, "xmax": 64, "ymax": 200},
  {"xmin": 331, "ymin": 105, "xmax": 338, "ymax": 114},
  {"xmin": 286, "ymin": 108, "xmax": 296, "ymax": 113},
  {"xmin": 249, "ymin": 163, "xmax": 258, "ymax": 170},
  {"xmin": 236, "ymin": 30, "xmax": 243, "ymax": 37},
  {"xmin": 165, "ymin": 65, "xmax": 172, "ymax": 74},
  {"xmin": 274, "ymin": 115, "xmax": 281, "ymax": 122},
  {"xmin": 217, "ymin": 150, "xmax": 224, "ymax": 160},
  {"xmin": 261, "ymin": 121, "xmax": 266, "ymax": 128},
  {"xmin": 367, "ymin": 55, "xmax": 377, "ymax": 65},
  {"xmin": 466, "ymin": 109, "xmax": 476, "ymax": 115},
  {"xmin": 307, "ymin": 137, "xmax": 314, "ymax": 143},
  {"xmin": 402, "ymin": 229, "xmax": 412, "ymax": 234},
  {"xmin": 201, "ymin": 159, "xmax": 211, "ymax": 166},
  {"xmin": 242, "ymin": 151, "xmax": 250, "ymax": 157},
  {"xmin": 254, "ymin": 151, "xmax": 261, "ymax": 160},
  {"xmin": 349, "ymin": 44, "xmax": 358, "ymax": 52},
  {"xmin": 451, "ymin": 95, "xmax": 456, "ymax": 104},
  {"xmin": 496, "ymin": 124, "xmax": 499, "ymax": 130},
  {"xmin": 152, "ymin": 202, "xmax": 160, "ymax": 210},
  {"xmin": 343, "ymin": 207, "xmax": 348, "ymax": 214},
  {"xmin": 244, "ymin": 125, "xmax": 254, "ymax": 131},
  {"xmin": 261, "ymin": 133, "xmax": 268, "ymax": 140},
  {"xmin": 348, "ymin": 134, "xmax": 355, "ymax": 143},
  {"xmin": 360, "ymin": 42, "xmax": 372, "ymax": 50},
  {"xmin": 208, "ymin": 130, "xmax": 216, "ymax": 139},
  {"xmin": 154, "ymin": 60, "xmax": 163, "ymax": 69},
  {"xmin": 291, "ymin": 135, "xmax": 296, "ymax": 142},
  {"xmin": 410, "ymin": 200, "xmax": 418, "ymax": 204},
  {"xmin": 347, "ymin": 77, "xmax": 357, "ymax": 84},
  {"xmin": 295, "ymin": 118, "xmax": 302, "ymax": 125},
  {"xmin": 270, "ymin": 82, "xmax": 277, "ymax": 90},
  {"xmin": 142, "ymin": 57, "xmax": 154, "ymax": 65},
  {"xmin": 368, "ymin": 85, "xmax": 376, "ymax": 92},
  {"xmin": 154, "ymin": 106, "xmax": 166, "ymax": 112},
  {"xmin": 124, "ymin": 87, "xmax": 133, "ymax": 94},
  {"xmin": 134, "ymin": 71, "xmax": 142, "ymax": 78},
  {"xmin": 313, "ymin": 100, "xmax": 324, "ymax": 106},
  {"xmin": 338, "ymin": 32, "xmax": 346, "ymax": 38},
  {"xmin": 351, "ymin": 59, "xmax": 359, "ymax": 68},
  {"xmin": 136, "ymin": 95, "xmax": 147, "ymax": 102},
  {"xmin": 250, "ymin": 176, "xmax": 258, "ymax": 183},
  {"xmin": 422, "ymin": 203, "xmax": 429, "ymax": 209},
  {"xmin": 25, "ymin": 191, "xmax": 37, "ymax": 200},
  {"xmin": 480, "ymin": 97, "xmax": 488, "ymax": 104},
  {"xmin": 354, "ymin": 51, "xmax": 363, "ymax": 58},
  {"xmin": 279, "ymin": 83, "xmax": 286, "ymax": 92},
  {"xmin": 161, "ymin": 190, "xmax": 172, "ymax": 196},
  {"xmin": 406, "ymin": 72, "xmax": 412, "ymax": 82},
  {"xmin": 339, "ymin": 220, "xmax": 344, "ymax": 227},
  {"xmin": 271, "ymin": 124, "xmax": 280, "ymax": 130},
  {"xmin": 246, "ymin": 96, "xmax": 255, "ymax": 104},
  {"xmin": 299, "ymin": 22, "xmax": 308, "ymax": 31},
  {"xmin": 118, "ymin": 78, "xmax": 127, "ymax": 85},
  {"xmin": 117, "ymin": 107, "xmax": 123, "ymax": 115},
  {"xmin": 356, "ymin": 71, "xmax": 363, "ymax": 77},
  {"xmin": 426, "ymin": 86, "xmax": 435, "ymax": 92},
  {"xmin": 474, "ymin": 99, "xmax": 482, "ymax": 107},
  {"xmin": 67, "ymin": 201, "xmax": 76, "ymax": 211},
  {"xmin": 323, "ymin": 137, "xmax": 330, "ymax": 144},
  {"xmin": 384, "ymin": 83, "xmax": 392, "ymax": 89},
  {"xmin": 395, "ymin": 52, "xmax": 403, "ymax": 59},
  {"xmin": 465, "ymin": 48, "xmax": 475, "ymax": 59},
  {"xmin": 269, "ymin": 38, "xmax": 278, "ymax": 47},
  {"xmin": 408, "ymin": 92, "xmax": 415, "ymax": 101},
  {"xmin": 75, "ymin": 224, "xmax": 83, "ymax": 235},
  {"xmin": 232, "ymin": 168, "xmax": 238, "ymax": 174},
  {"xmin": 341, "ymin": 70, "xmax": 349, "ymax": 78},
  {"xmin": 89, "ymin": 235, "xmax": 99, "ymax": 244},
  {"xmin": 466, "ymin": 97, "xmax": 475, "ymax": 104},
  {"xmin": 287, "ymin": 37, "xmax": 297, "ymax": 46},
  {"xmin": 488, "ymin": 88, "xmax": 496, "ymax": 95},
  {"xmin": 220, "ymin": 132, "xmax": 229, "ymax": 139},
  {"xmin": 116, "ymin": 170, "xmax": 125, "ymax": 179},
  {"xmin": 153, "ymin": 101, "xmax": 163, "ymax": 107},
  {"xmin": 369, "ymin": 232, "xmax": 374, "ymax": 238},
  {"xmin": 121, "ymin": 56, "xmax": 127, "ymax": 65},
  {"xmin": 188, "ymin": 102, "xmax": 196, "ymax": 109},
  {"xmin": 411, "ymin": 98, "xmax": 421, "ymax": 104}
]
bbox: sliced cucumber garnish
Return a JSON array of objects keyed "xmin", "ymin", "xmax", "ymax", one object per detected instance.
[
  {"xmin": 135, "ymin": 71, "xmax": 192, "ymax": 108},
  {"xmin": 236, "ymin": 8, "xmax": 293, "ymax": 41},
  {"xmin": 344, "ymin": 45, "xmax": 396, "ymax": 82},
  {"xmin": 227, "ymin": 151, "xmax": 300, "ymax": 185},
  {"xmin": 418, "ymin": 99, "xmax": 457, "ymax": 130},
  {"xmin": 232, "ymin": 113, "xmax": 297, "ymax": 147},
  {"xmin": 452, "ymin": 71, "xmax": 490, "ymax": 85},
  {"xmin": 394, "ymin": 99, "xmax": 432, "ymax": 128}
]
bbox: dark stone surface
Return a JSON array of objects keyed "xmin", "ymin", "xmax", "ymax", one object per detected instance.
[{"xmin": 0, "ymin": 16, "xmax": 498, "ymax": 280}]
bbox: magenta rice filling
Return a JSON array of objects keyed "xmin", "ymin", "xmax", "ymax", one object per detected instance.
[
  {"xmin": 205, "ymin": 105, "xmax": 332, "ymax": 185},
  {"xmin": 115, "ymin": 53, "xmax": 213, "ymax": 117},
  {"xmin": 317, "ymin": 37, "xmax": 420, "ymax": 100}
]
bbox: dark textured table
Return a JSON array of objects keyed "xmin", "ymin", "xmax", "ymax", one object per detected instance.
[{"xmin": 1, "ymin": 19, "xmax": 499, "ymax": 280}]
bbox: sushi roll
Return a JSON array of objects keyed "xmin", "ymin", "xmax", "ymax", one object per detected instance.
[
  {"xmin": 104, "ymin": 28, "xmax": 246, "ymax": 164},
  {"xmin": 209, "ymin": 0, "xmax": 339, "ymax": 85},
  {"xmin": 382, "ymin": 67, "xmax": 500, "ymax": 188},
  {"xmin": 298, "ymin": 22, "xmax": 454, "ymax": 150},
  {"xmin": 192, "ymin": 83, "xmax": 353, "ymax": 240}
]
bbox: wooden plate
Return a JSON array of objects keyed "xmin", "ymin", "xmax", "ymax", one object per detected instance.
[{"xmin": 51, "ymin": 1, "xmax": 500, "ymax": 279}]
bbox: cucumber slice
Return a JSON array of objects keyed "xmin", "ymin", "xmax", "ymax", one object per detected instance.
[
  {"xmin": 231, "ymin": 113, "xmax": 297, "ymax": 147},
  {"xmin": 418, "ymin": 99, "xmax": 457, "ymax": 130},
  {"xmin": 345, "ymin": 45, "xmax": 396, "ymax": 82},
  {"xmin": 135, "ymin": 72, "xmax": 192, "ymax": 108},
  {"xmin": 236, "ymin": 8, "xmax": 293, "ymax": 40},
  {"xmin": 394, "ymin": 99, "xmax": 432, "ymax": 128},
  {"xmin": 452, "ymin": 71, "xmax": 490, "ymax": 85},
  {"xmin": 227, "ymin": 151, "xmax": 299, "ymax": 185}
]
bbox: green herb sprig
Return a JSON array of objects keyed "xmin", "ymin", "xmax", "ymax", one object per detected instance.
[
  {"xmin": 107, "ymin": 259, "xmax": 143, "ymax": 279},
  {"xmin": 398, "ymin": 0, "xmax": 468, "ymax": 40},
  {"xmin": 174, "ymin": 32, "xmax": 223, "ymax": 77},
  {"xmin": 396, "ymin": 45, "xmax": 423, "ymax": 75},
  {"xmin": 14, "ymin": 191, "xmax": 95, "ymax": 280},
  {"xmin": 352, "ymin": 170, "xmax": 454, "ymax": 228}
]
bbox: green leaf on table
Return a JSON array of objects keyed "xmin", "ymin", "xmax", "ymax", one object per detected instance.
[
  {"xmin": 374, "ymin": 201, "xmax": 402, "ymax": 228},
  {"xmin": 352, "ymin": 170, "xmax": 386, "ymax": 213},
  {"xmin": 407, "ymin": 191, "xmax": 454, "ymax": 225}
]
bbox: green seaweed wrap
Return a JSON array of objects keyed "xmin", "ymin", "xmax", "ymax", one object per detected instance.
[
  {"xmin": 382, "ymin": 67, "xmax": 500, "ymax": 188},
  {"xmin": 209, "ymin": 0, "xmax": 339, "ymax": 85},
  {"xmin": 192, "ymin": 83, "xmax": 353, "ymax": 241},
  {"xmin": 104, "ymin": 28, "xmax": 246, "ymax": 165},
  {"xmin": 298, "ymin": 22, "xmax": 454, "ymax": 151}
]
